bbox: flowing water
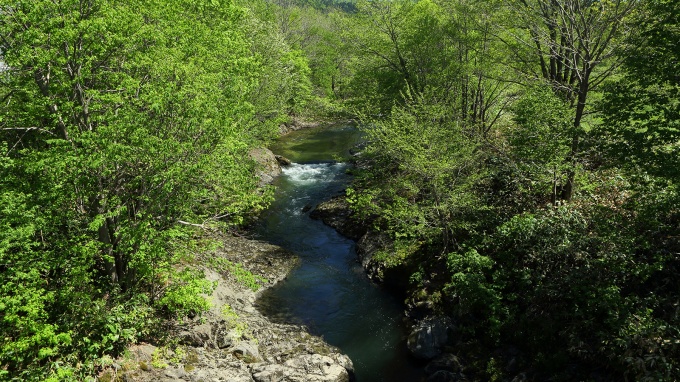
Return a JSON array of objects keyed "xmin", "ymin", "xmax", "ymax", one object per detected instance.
[{"xmin": 254, "ymin": 123, "xmax": 425, "ymax": 381}]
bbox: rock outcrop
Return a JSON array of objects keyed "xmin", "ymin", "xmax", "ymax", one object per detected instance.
[
  {"xmin": 407, "ymin": 316, "xmax": 454, "ymax": 360},
  {"xmin": 250, "ymin": 147, "xmax": 282, "ymax": 185},
  {"xmin": 308, "ymin": 196, "xmax": 365, "ymax": 241},
  {"xmin": 252, "ymin": 354, "xmax": 353, "ymax": 382}
]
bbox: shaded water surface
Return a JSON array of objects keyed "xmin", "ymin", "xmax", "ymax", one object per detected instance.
[{"xmin": 255, "ymin": 123, "xmax": 424, "ymax": 381}]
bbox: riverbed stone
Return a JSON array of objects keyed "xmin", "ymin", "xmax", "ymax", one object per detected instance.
[
  {"xmin": 251, "ymin": 354, "xmax": 353, "ymax": 382},
  {"xmin": 275, "ymin": 155, "xmax": 292, "ymax": 166},
  {"xmin": 180, "ymin": 323, "xmax": 212, "ymax": 347},
  {"xmin": 163, "ymin": 367, "xmax": 188, "ymax": 379},
  {"xmin": 407, "ymin": 316, "xmax": 454, "ymax": 360},
  {"xmin": 233, "ymin": 340, "xmax": 260, "ymax": 362},
  {"xmin": 250, "ymin": 147, "xmax": 282, "ymax": 185},
  {"xmin": 309, "ymin": 196, "xmax": 365, "ymax": 240}
]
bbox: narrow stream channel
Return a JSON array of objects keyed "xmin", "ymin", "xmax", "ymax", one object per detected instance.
[{"xmin": 254, "ymin": 123, "xmax": 425, "ymax": 381}]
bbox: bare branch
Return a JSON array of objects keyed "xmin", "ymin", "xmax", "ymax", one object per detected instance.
[
  {"xmin": 1, "ymin": 127, "xmax": 57, "ymax": 136},
  {"xmin": 177, "ymin": 220, "xmax": 206, "ymax": 229}
]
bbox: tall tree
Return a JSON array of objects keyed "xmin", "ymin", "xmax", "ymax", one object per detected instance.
[
  {"xmin": 346, "ymin": 0, "xmax": 512, "ymax": 132},
  {"xmin": 0, "ymin": 0, "xmax": 290, "ymax": 378},
  {"xmin": 506, "ymin": 0, "xmax": 637, "ymax": 200}
]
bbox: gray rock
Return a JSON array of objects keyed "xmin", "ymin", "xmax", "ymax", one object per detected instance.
[
  {"xmin": 164, "ymin": 367, "xmax": 188, "ymax": 379},
  {"xmin": 250, "ymin": 147, "xmax": 282, "ymax": 185},
  {"xmin": 251, "ymin": 364, "xmax": 286, "ymax": 382},
  {"xmin": 332, "ymin": 354, "xmax": 354, "ymax": 376},
  {"xmin": 251, "ymin": 354, "xmax": 352, "ymax": 382},
  {"xmin": 233, "ymin": 340, "xmax": 260, "ymax": 362},
  {"xmin": 216, "ymin": 329, "xmax": 239, "ymax": 349},
  {"xmin": 189, "ymin": 367, "xmax": 252, "ymax": 382},
  {"xmin": 407, "ymin": 316, "xmax": 453, "ymax": 360},
  {"xmin": 275, "ymin": 155, "xmax": 292, "ymax": 166},
  {"xmin": 180, "ymin": 323, "xmax": 212, "ymax": 347},
  {"xmin": 356, "ymin": 231, "xmax": 390, "ymax": 276}
]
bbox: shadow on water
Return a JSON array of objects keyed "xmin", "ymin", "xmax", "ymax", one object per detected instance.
[{"xmin": 254, "ymin": 124, "xmax": 426, "ymax": 382}]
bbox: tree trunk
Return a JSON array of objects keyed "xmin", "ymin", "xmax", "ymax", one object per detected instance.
[{"xmin": 561, "ymin": 69, "xmax": 590, "ymax": 201}]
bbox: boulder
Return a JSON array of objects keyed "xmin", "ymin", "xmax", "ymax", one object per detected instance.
[
  {"xmin": 251, "ymin": 364, "xmax": 287, "ymax": 382},
  {"xmin": 275, "ymin": 155, "xmax": 292, "ymax": 166},
  {"xmin": 309, "ymin": 196, "xmax": 365, "ymax": 240},
  {"xmin": 233, "ymin": 340, "xmax": 260, "ymax": 362},
  {"xmin": 217, "ymin": 333, "xmax": 235, "ymax": 349},
  {"xmin": 356, "ymin": 232, "xmax": 389, "ymax": 269},
  {"xmin": 250, "ymin": 148, "xmax": 282, "ymax": 185},
  {"xmin": 163, "ymin": 367, "xmax": 188, "ymax": 379},
  {"xmin": 179, "ymin": 323, "xmax": 212, "ymax": 347},
  {"xmin": 407, "ymin": 316, "xmax": 453, "ymax": 360}
]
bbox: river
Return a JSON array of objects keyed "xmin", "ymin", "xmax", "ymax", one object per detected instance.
[{"xmin": 254, "ymin": 123, "xmax": 425, "ymax": 381}]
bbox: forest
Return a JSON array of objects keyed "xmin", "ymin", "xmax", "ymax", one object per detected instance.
[{"xmin": 0, "ymin": 0, "xmax": 678, "ymax": 380}]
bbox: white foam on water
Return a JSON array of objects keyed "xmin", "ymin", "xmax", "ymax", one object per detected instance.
[{"xmin": 283, "ymin": 163, "xmax": 347, "ymax": 185}]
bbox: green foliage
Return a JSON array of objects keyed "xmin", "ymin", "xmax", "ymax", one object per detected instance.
[
  {"xmin": 221, "ymin": 304, "xmax": 249, "ymax": 338},
  {"xmin": 445, "ymin": 248, "xmax": 504, "ymax": 337},
  {"xmin": 510, "ymin": 85, "xmax": 572, "ymax": 162},
  {"xmin": 240, "ymin": 2, "xmax": 317, "ymax": 123},
  {"xmin": 598, "ymin": 0, "xmax": 680, "ymax": 180},
  {"xmin": 156, "ymin": 269, "xmax": 215, "ymax": 318},
  {"xmin": 1, "ymin": 0, "xmax": 678, "ymax": 379},
  {"xmin": 350, "ymin": 89, "xmax": 483, "ymax": 256},
  {"xmin": 209, "ymin": 256, "xmax": 267, "ymax": 292},
  {"xmin": 0, "ymin": 0, "xmax": 310, "ymax": 379},
  {"xmin": 345, "ymin": 0, "xmax": 513, "ymax": 129},
  {"xmin": 340, "ymin": 0, "xmax": 679, "ymax": 379},
  {"xmin": 373, "ymin": 240, "xmax": 421, "ymax": 270},
  {"xmin": 507, "ymin": 84, "xmax": 574, "ymax": 203},
  {"xmin": 478, "ymin": 200, "xmax": 677, "ymax": 378}
]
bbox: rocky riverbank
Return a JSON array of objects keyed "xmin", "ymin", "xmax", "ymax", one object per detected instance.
[
  {"xmin": 102, "ymin": 122, "xmax": 360, "ymax": 382},
  {"xmin": 105, "ymin": 233, "xmax": 354, "ymax": 382},
  {"xmin": 310, "ymin": 197, "xmax": 467, "ymax": 382}
]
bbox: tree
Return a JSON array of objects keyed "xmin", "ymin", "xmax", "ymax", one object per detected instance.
[
  {"xmin": 505, "ymin": 0, "xmax": 637, "ymax": 200},
  {"xmin": 345, "ymin": 0, "xmax": 512, "ymax": 133},
  {"xmin": 508, "ymin": 84, "xmax": 573, "ymax": 205},
  {"xmin": 599, "ymin": 0, "xmax": 680, "ymax": 180},
  {"xmin": 436, "ymin": 0, "xmax": 515, "ymax": 137},
  {"xmin": 349, "ymin": 89, "xmax": 483, "ymax": 267},
  {"xmin": 0, "ymin": 0, "xmax": 286, "ymax": 378}
]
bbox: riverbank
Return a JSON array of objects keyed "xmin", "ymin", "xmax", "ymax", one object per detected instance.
[
  {"xmin": 103, "ymin": 121, "xmax": 357, "ymax": 382},
  {"xmin": 251, "ymin": 122, "xmax": 427, "ymax": 381},
  {"xmin": 105, "ymin": 233, "xmax": 354, "ymax": 382},
  {"xmin": 310, "ymin": 197, "xmax": 467, "ymax": 382}
]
